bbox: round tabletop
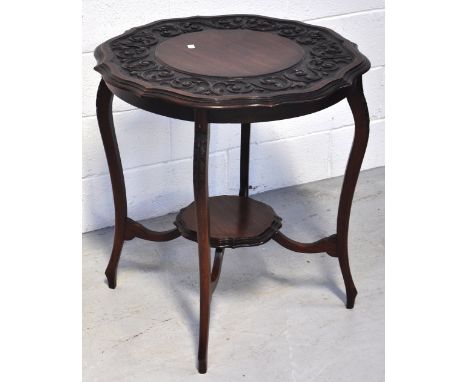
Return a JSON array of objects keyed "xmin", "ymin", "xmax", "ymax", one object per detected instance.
[{"xmin": 94, "ymin": 15, "xmax": 370, "ymax": 123}]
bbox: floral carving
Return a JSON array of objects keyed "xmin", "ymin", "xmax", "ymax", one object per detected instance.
[{"xmin": 105, "ymin": 15, "xmax": 355, "ymax": 96}]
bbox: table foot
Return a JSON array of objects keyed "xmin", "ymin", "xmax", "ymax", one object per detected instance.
[
  {"xmin": 197, "ymin": 358, "xmax": 207, "ymax": 374},
  {"xmin": 105, "ymin": 272, "xmax": 117, "ymax": 289},
  {"xmin": 336, "ymin": 239, "xmax": 359, "ymax": 309},
  {"xmin": 105, "ymin": 235, "xmax": 124, "ymax": 289}
]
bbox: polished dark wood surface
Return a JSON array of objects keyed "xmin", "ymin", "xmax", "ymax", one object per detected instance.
[
  {"xmin": 175, "ymin": 195, "xmax": 282, "ymax": 248},
  {"xmin": 273, "ymin": 231, "xmax": 337, "ymax": 257},
  {"xmin": 94, "ymin": 14, "xmax": 370, "ymax": 123},
  {"xmin": 156, "ymin": 29, "xmax": 304, "ymax": 77},
  {"xmin": 192, "ymin": 109, "xmax": 211, "ymax": 373},
  {"xmin": 337, "ymin": 77, "xmax": 369, "ymax": 309},
  {"xmin": 95, "ymin": 14, "xmax": 372, "ymax": 374},
  {"xmin": 96, "ymin": 80, "xmax": 127, "ymax": 289},
  {"xmin": 96, "ymin": 80, "xmax": 181, "ymax": 289},
  {"xmin": 210, "ymin": 248, "xmax": 224, "ymax": 296},
  {"xmin": 239, "ymin": 123, "xmax": 251, "ymax": 197}
]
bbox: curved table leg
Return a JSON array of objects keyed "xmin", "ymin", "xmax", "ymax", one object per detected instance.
[
  {"xmin": 97, "ymin": 79, "xmax": 127, "ymax": 289},
  {"xmin": 211, "ymin": 248, "xmax": 225, "ymax": 296},
  {"xmin": 337, "ymin": 77, "xmax": 370, "ymax": 309},
  {"xmin": 239, "ymin": 123, "xmax": 251, "ymax": 197},
  {"xmin": 193, "ymin": 110, "xmax": 212, "ymax": 374}
]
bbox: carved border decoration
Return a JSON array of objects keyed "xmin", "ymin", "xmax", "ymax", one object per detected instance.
[{"xmin": 95, "ymin": 15, "xmax": 370, "ymax": 105}]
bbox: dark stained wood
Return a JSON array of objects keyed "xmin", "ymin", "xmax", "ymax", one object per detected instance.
[
  {"xmin": 124, "ymin": 217, "xmax": 180, "ymax": 242},
  {"xmin": 97, "ymin": 80, "xmax": 182, "ymax": 289},
  {"xmin": 106, "ymin": 82, "xmax": 351, "ymax": 123},
  {"xmin": 273, "ymin": 232, "xmax": 337, "ymax": 257},
  {"xmin": 94, "ymin": 14, "xmax": 372, "ymax": 374},
  {"xmin": 210, "ymin": 248, "xmax": 225, "ymax": 296},
  {"xmin": 239, "ymin": 123, "xmax": 251, "ymax": 197},
  {"xmin": 336, "ymin": 77, "xmax": 370, "ymax": 309},
  {"xmin": 193, "ymin": 109, "xmax": 211, "ymax": 374},
  {"xmin": 155, "ymin": 29, "xmax": 304, "ymax": 78},
  {"xmin": 94, "ymin": 15, "xmax": 370, "ymax": 123},
  {"xmin": 174, "ymin": 195, "xmax": 282, "ymax": 248},
  {"xmin": 96, "ymin": 80, "xmax": 127, "ymax": 289},
  {"xmin": 269, "ymin": 78, "xmax": 370, "ymax": 312}
]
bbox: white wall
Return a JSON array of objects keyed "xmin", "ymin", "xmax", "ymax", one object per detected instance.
[{"xmin": 82, "ymin": 1, "xmax": 385, "ymax": 233}]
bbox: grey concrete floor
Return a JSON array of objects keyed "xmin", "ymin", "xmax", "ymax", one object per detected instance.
[{"xmin": 83, "ymin": 167, "xmax": 384, "ymax": 382}]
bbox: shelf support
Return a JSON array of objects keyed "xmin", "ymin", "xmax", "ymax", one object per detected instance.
[
  {"xmin": 272, "ymin": 232, "xmax": 337, "ymax": 257},
  {"xmin": 210, "ymin": 248, "xmax": 225, "ymax": 296},
  {"xmin": 124, "ymin": 218, "xmax": 180, "ymax": 242}
]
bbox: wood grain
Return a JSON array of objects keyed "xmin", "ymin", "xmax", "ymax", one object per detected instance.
[
  {"xmin": 175, "ymin": 195, "xmax": 282, "ymax": 248},
  {"xmin": 155, "ymin": 29, "xmax": 304, "ymax": 77},
  {"xmin": 94, "ymin": 14, "xmax": 370, "ymax": 123}
]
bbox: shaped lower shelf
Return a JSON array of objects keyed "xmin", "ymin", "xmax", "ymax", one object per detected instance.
[{"xmin": 174, "ymin": 195, "xmax": 282, "ymax": 248}]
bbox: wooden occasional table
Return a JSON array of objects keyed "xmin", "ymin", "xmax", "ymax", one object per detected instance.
[{"xmin": 94, "ymin": 14, "xmax": 370, "ymax": 374}]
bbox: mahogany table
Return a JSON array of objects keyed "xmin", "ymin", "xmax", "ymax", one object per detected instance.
[{"xmin": 94, "ymin": 14, "xmax": 370, "ymax": 374}]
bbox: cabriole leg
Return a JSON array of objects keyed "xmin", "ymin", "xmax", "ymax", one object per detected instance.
[
  {"xmin": 337, "ymin": 77, "xmax": 370, "ymax": 309},
  {"xmin": 96, "ymin": 79, "xmax": 127, "ymax": 289},
  {"xmin": 193, "ymin": 110, "xmax": 212, "ymax": 373}
]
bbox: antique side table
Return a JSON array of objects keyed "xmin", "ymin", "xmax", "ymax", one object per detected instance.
[{"xmin": 94, "ymin": 14, "xmax": 370, "ymax": 374}]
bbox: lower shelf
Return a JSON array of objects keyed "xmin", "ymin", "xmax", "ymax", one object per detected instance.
[{"xmin": 174, "ymin": 195, "xmax": 282, "ymax": 248}]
